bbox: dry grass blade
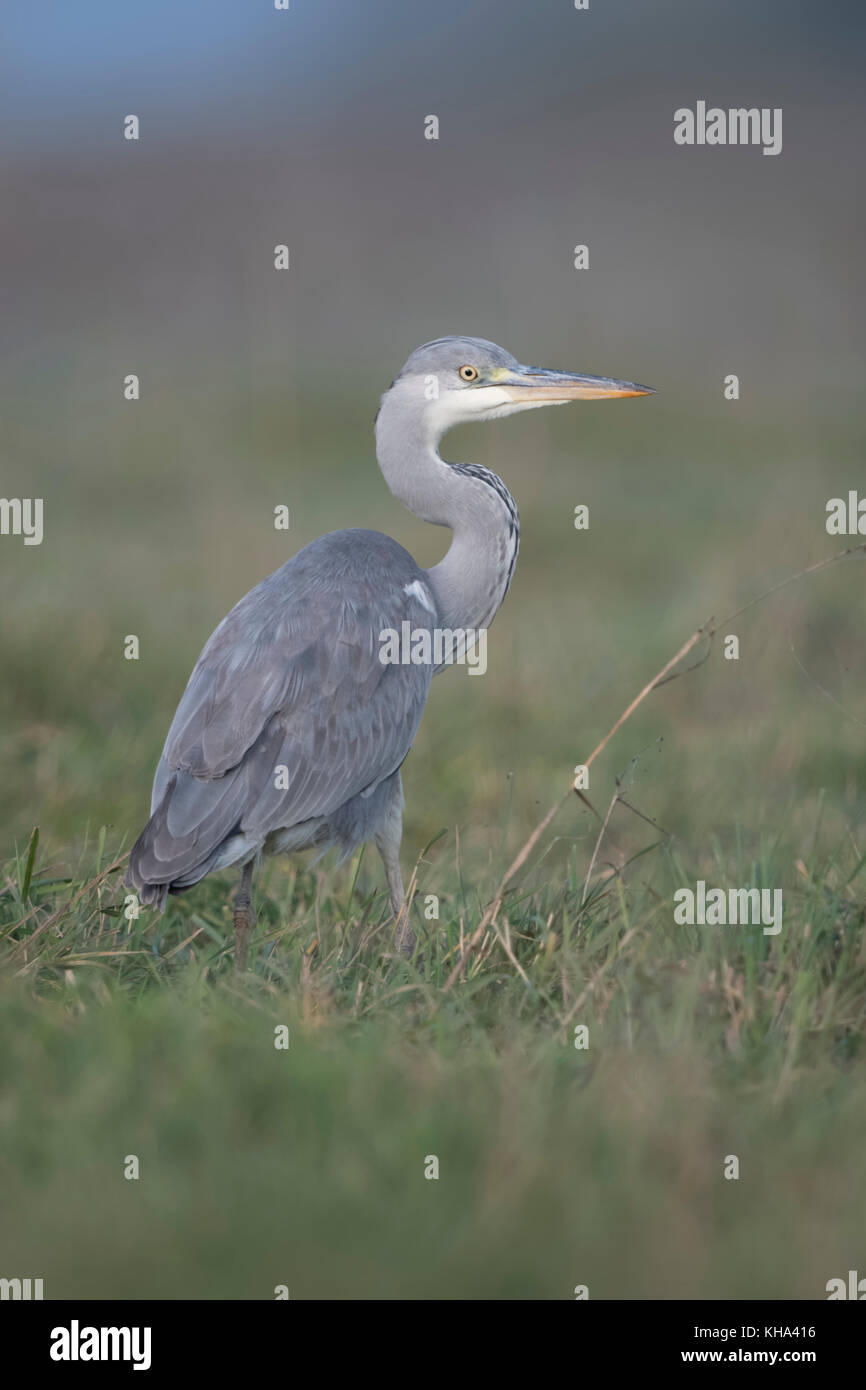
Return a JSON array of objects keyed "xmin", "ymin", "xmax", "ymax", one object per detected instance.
[{"xmin": 438, "ymin": 621, "xmax": 711, "ymax": 998}]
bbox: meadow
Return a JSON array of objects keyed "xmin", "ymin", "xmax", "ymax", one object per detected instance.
[{"xmin": 1, "ymin": 377, "xmax": 864, "ymax": 1298}]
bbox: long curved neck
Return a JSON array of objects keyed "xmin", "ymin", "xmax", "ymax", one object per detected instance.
[{"xmin": 375, "ymin": 387, "xmax": 519, "ymax": 633}]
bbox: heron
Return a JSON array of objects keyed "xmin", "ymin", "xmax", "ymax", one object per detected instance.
[{"xmin": 127, "ymin": 336, "xmax": 652, "ymax": 967}]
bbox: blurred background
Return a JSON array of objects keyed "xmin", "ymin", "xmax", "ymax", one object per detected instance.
[{"xmin": 1, "ymin": 1, "xmax": 865, "ymax": 1301}]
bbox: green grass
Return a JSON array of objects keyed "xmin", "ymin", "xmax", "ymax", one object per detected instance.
[
  {"xmin": 2, "ymin": 383, "xmax": 865, "ymax": 1298},
  {"xmin": 1, "ymin": 808, "xmax": 865, "ymax": 1299}
]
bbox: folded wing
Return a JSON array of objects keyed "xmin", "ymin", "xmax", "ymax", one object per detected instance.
[{"xmin": 128, "ymin": 530, "xmax": 437, "ymax": 900}]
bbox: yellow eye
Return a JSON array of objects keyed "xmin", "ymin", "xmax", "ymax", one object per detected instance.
[{"xmin": 458, "ymin": 364, "xmax": 479, "ymax": 382}]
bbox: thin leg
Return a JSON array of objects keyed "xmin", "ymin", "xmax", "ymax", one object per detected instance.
[
  {"xmin": 374, "ymin": 774, "xmax": 415, "ymax": 956},
  {"xmin": 233, "ymin": 860, "xmax": 256, "ymax": 971}
]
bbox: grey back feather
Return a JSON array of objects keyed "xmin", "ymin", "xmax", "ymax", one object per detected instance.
[{"xmin": 128, "ymin": 529, "xmax": 436, "ymax": 899}]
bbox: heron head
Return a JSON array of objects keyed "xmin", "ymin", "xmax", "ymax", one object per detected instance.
[{"xmin": 389, "ymin": 336, "xmax": 654, "ymax": 437}]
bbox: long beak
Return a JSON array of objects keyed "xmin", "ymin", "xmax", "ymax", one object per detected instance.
[{"xmin": 499, "ymin": 365, "xmax": 655, "ymax": 403}]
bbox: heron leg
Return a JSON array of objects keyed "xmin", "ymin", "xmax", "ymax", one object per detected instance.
[
  {"xmin": 375, "ymin": 775, "xmax": 415, "ymax": 956},
  {"xmin": 233, "ymin": 859, "xmax": 256, "ymax": 972}
]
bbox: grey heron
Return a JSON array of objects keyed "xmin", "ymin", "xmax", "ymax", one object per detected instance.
[{"xmin": 127, "ymin": 337, "xmax": 652, "ymax": 967}]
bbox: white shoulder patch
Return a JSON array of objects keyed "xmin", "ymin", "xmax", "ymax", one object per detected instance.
[{"xmin": 404, "ymin": 579, "xmax": 436, "ymax": 616}]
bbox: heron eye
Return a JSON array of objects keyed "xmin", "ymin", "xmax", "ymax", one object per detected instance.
[{"xmin": 458, "ymin": 365, "xmax": 479, "ymax": 382}]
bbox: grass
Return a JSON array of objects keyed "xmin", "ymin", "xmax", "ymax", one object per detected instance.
[
  {"xmin": 1, "ymin": 796, "xmax": 865, "ymax": 1299},
  {"xmin": 2, "ymin": 382, "xmax": 865, "ymax": 1298}
]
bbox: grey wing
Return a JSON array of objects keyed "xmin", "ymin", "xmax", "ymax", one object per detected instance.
[{"xmin": 128, "ymin": 531, "xmax": 437, "ymax": 898}]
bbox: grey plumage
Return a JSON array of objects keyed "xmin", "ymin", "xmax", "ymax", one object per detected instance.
[
  {"xmin": 127, "ymin": 336, "xmax": 652, "ymax": 962},
  {"xmin": 130, "ymin": 530, "xmax": 434, "ymax": 905}
]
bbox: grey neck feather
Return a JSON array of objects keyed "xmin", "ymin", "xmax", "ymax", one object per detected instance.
[{"xmin": 375, "ymin": 384, "xmax": 520, "ymax": 634}]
